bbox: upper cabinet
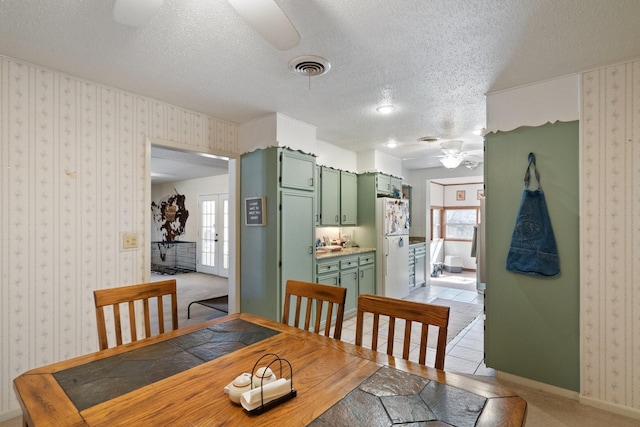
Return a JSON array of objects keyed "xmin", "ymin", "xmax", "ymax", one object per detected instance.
[
  {"xmin": 319, "ymin": 166, "xmax": 357, "ymax": 226},
  {"xmin": 375, "ymin": 173, "xmax": 403, "ymax": 197},
  {"xmin": 320, "ymin": 167, "xmax": 340, "ymax": 225},
  {"xmin": 281, "ymin": 149, "xmax": 316, "ymax": 191},
  {"xmin": 340, "ymin": 171, "xmax": 357, "ymax": 225},
  {"xmin": 376, "ymin": 174, "xmax": 391, "ymax": 194}
]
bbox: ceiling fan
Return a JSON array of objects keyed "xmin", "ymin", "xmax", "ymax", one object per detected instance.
[
  {"xmin": 437, "ymin": 140, "xmax": 482, "ymax": 169},
  {"xmin": 401, "ymin": 137, "xmax": 483, "ymax": 169},
  {"xmin": 113, "ymin": 0, "xmax": 300, "ymax": 50}
]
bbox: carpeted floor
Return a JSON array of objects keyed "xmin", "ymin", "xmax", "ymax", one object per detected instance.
[{"xmin": 150, "ymin": 272, "xmax": 229, "ymax": 327}]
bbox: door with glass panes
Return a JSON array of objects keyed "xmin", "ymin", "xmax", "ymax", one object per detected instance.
[{"xmin": 198, "ymin": 194, "xmax": 229, "ymax": 277}]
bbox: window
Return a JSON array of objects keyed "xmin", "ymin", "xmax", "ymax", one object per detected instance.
[
  {"xmin": 431, "ymin": 208, "xmax": 442, "ymax": 240},
  {"xmin": 444, "ymin": 208, "xmax": 478, "ymax": 241}
]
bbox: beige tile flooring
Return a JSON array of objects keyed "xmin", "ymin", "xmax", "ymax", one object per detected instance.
[{"xmin": 338, "ymin": 281, "xmax": 492, "ymax": 376}]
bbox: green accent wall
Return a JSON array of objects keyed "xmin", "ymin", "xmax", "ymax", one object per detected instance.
[
  {"xmin": 240, "ymin": 149, "xmax": 281, "ymax": 320},
  {"xmin": 484, "ymin": 121, "xmax": 579, "ymax": 391}
]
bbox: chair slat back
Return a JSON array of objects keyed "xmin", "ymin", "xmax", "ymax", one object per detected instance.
[
  {"xmin": 355, "ymin": 294, "xmax": 450, "ymax": 369},
  {"xmin": 93, "ymin": 280, "xmax": 179, "ymax": 350},
  {"xmin": 282, "ymin": 280, "xmax": 347, "ymax": 340}
]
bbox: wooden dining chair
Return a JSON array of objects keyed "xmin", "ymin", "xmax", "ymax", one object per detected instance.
[
  {"xmin": 93, "ymin": 280, "xmax": 179, "ymax": 350},
  {"xmin": 355, "ymin": 294, "xmax": 450, "ymax": 369},
  {"xmin": 282, "ymin": 280, "xmax": 347, "ymax": 340}
]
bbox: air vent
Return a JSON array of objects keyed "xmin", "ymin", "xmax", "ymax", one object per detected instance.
[
  {"xmin": 289, "ymin": 55, "xmax": 331, "ymax": 77},
  {"xmin": 417, "ymin": 136, "xmax": 439, "ymax": 143}
]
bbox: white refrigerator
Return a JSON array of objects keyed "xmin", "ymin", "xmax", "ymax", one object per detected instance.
[{"xmin": 376, "ymin": 198, "xmax": 410, "ymax": 299}]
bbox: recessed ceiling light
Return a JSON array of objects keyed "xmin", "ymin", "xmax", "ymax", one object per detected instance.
[
  {"xmin": 385, "ymin": 140, "xmax": 398, "ymax": 148},
  {"xmin": 472, "ymin": 128, "xmax": 484, "ymax": 136},
  {"xmin": 376, "ymin": 105, "xmax": 396, "ymax": 114}
]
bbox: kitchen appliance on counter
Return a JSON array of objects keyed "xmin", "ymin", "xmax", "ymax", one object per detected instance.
[{"xmin": 376, "ymin": 198, "xmax": 410, "ymax": 299}]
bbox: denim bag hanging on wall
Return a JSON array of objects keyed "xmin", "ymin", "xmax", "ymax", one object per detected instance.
[{"xmin": 506, "ymin": 153, "xmax": 560, "ymax": 276}]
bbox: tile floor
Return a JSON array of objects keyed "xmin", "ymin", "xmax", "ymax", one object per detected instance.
[{"xmin": 338, "ymin": 283, "xmax": 493, "ymax": 377}]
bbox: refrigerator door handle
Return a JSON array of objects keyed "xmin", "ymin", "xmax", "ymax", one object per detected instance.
[{"xmin": 384, "ymin": 237, "xmax": 390, "ymax": 276}]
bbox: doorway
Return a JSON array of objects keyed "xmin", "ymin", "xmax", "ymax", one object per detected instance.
[
  {"xmin": 198, "ymin": 193, "xmax": 229, "ymax": 277},
  {"xmin": 148, "ymin": 141, "xmax": 237, "ymax": 312}
]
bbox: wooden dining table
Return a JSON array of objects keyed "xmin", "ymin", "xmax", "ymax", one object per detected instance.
[{"xmin": 14, "ymin": 313, "xmax": 527, "ymax": 426}]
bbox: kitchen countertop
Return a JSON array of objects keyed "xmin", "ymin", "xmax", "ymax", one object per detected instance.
[{"xmin": 315, "ymin": 247, "xmax": 376, "ymax": 259}]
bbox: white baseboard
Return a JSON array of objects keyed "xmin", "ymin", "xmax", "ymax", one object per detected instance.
[
  {"xmin": 579, "ymin": 395, "xmax": 640, "ymax": 421},
  {"xmin": 495, "ymin": 370, "xmax": 579, "ymax": 400},
  {"xmin": 0, "ymin": 408, "xmax": 22, "ymax": 422},
  {"xmin": 496, "ymin": 371, "xmax": 640, "ymax": 421}
]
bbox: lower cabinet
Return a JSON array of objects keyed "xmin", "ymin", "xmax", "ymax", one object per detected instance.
[
  {"xmin": 358, "ymin": 253, "xmax": 375, "ymax": 295},
  {"xmin": 316, "ymin": 251, "xmax": 375, "ymax": 320},
  {"xmin": 408, "ymin": 243, "xmax": 426, "ymax": 288}
]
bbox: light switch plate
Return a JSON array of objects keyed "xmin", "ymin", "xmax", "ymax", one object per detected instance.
[{"xmin": 122, "ymin": 233, "xmax": 138, "ymax": 249}]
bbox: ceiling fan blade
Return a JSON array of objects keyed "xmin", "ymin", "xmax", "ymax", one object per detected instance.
[
  {"xmin": 113, "ymin": 0, "xmax": 164, "ymax": 27},
  {"xmin": 227, "ymin": 0, "xmax": 300, "ymax": 50}
]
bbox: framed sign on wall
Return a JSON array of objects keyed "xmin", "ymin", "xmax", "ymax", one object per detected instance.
[{"xmin": 245, "ymin": 197, "xmax": 266, "ymax": 226}]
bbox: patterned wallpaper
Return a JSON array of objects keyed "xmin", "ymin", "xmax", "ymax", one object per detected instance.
[
  {"xmin": 0, "ymin": 55, "xmax": 238, "ymax": 414},
  {"xmin": 581, "ymin": 60, "xmax": 640, "ymax": 411},
  {"xmin": 3, "ymin": 54, "xmax": 640, "ymax": 417}
]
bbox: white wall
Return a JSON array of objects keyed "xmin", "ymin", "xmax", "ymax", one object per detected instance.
[
  {"xmin": 0, "ymin": 55, "xmax": 239, "ymax": 417},
  {"xmin": 357, "ymin": 149, "xmax": 403, "ymax": 177},
  {"xmin": 238, "ymin": 113, "xmax": 317, "ymax": 155},
  {"xmin": 151, "ymin": 175, "xmax": 229, "ymax": 242},
  {"xmin": 315, "ymin": 139, "xmax": 358, "ymax": 171}
]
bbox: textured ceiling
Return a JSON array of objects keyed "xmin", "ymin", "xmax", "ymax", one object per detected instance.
[{"xmin": 2, "ymin": 0, "xmax": 640, "ymax": 173}]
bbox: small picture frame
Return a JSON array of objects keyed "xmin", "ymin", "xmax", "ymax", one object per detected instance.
[
  {"xmin": 477, "ymin": 189, "xmax": 484, "ymax": 200},
  {"xmin": 245, "ymin": 197, "xmax": 266, "ymax": 226},
  {"xmin": 456, "ymin": 190, "xmax": 466, "ymax": 201}
]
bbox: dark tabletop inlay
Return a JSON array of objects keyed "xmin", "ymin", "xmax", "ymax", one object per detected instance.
[
  {"xmin": 381, "ymin": 394, "xmax": 437, "ymax": 424},
  {"xmin": 309, "ymin": 388, "xmax": 391, "ymax": 427},
  {"xmin": 53, "ymin": 319, "xmax": 279, "ymax": 411},
  {"xmin": 168, "ymin": 329, "xmax": 216, "ymax": 350},
  {"xmin": 359, "ymin": 365, "xmax": 430, "ymax": 397},
  {"xmin": 312, "ymin": 366, "xmax": 487, "ymax": 427},
  {"xmin": 419, "ymin": 382, "xmax": 487, "ymax": 427},
  {"xmin": 187, "ymin": 340, "xmax": 247, "ymax": 361}
]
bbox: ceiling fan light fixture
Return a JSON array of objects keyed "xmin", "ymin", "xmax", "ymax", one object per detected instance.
[
  {"xmin": 464, "ymin": 161, "xmax": 479, "ymax": 169},
  {"xmin": 440, "ymin": 154, "xmax": 464, "ymax": 169},
  {"xmin": 439, "ymin": 140, "xmax": 463, "ymax": 155}
]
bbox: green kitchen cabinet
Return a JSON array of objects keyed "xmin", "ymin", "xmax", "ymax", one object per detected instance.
[
  {"xmin": 372, "ymin": 172, "xmax": 403, "ymax": 197},
  {"xmin": 319, "ymin": 167, "xmax": 358, "ymax": 226},
  {"xmin": 390, "ymin": 176, "xmax": 403, "ymax": 196},
  {"xmin": 315, "ymin": 165, "xmax": 321, "ymax": 226},
  {"xmin": 315, "ymin": 258, "xmax": 340, "ymax": 327},
  {"xmin": 340, "ymin": 171, "xmax": 357, "ymax": 225},
  {"xmin": 339, "ymin": 256, "xmax": 359, "ymax": 317},
  {"xmin": 316, "ymin": 251, "xmax": 375, "ymax": 320},
  {"xmin": 358, "ymin": 253, "xmax": 376, "ymax": 295},
  {"xmin": 240, "ymin": 147, "xmax": 316, "ymax": 322},
  {"xmin": 281, "ymin": 149, "xmax": 316, "ymax": 191},
  {"xmin": 376, "ymin": 173, "xmax": 391, "ymax": 195},
  {"xmin": 320, "ymin": 166, "xmax": 340, "ymax": 225}
]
